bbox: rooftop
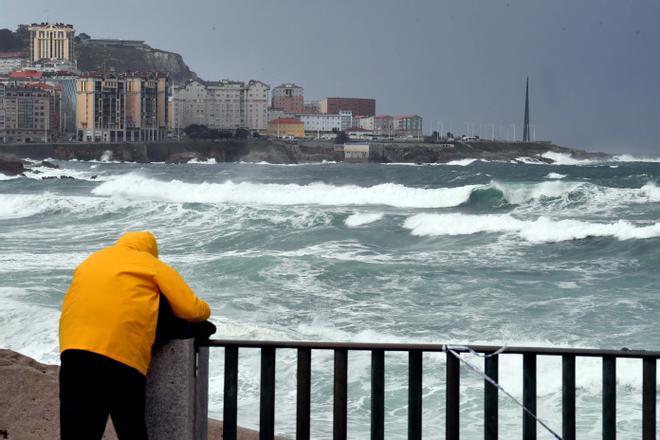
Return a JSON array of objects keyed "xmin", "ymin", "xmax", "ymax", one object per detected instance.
[
  {"xmin": 9, "ymin": 70, "xmax": 43, "ymax": 80},
  {"xmin": 269, "ymin": 117, "xmax": 303, "ymax": 125},
  {"xmin": 274, "ymin": 83, "xmax": 303, "ymax": 89}
]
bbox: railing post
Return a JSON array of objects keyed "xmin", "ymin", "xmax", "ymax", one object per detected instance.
[
  {"xmin": 642, "ymin": 357, "xmax": 656, "ymax": 440},
  {"xmin": 297, "ymin": 348, "xmax": 311, "ymax": 440},
  {"xmin": 223, "ymin": 346, "xmax": 239, "ymax": 440},
  {"xmin": 334, "ymin": 349, "xmax": 348, "ymax": 440},
  {"xmin": 562, "ymin": 355, "xmax": 576, "ymax": 440},
  {"xmin": 195, "ymin": 345, "xmax": 209, "ymax": 440},
  {"xmin": 145, "ymin": 338, "xmax": 204, "ymax": 440},
  {"xmin": 371, "ymin": 349, "xmax": 385, "ymax": 440},
  {"xmin": 484, "ymin": 355, "xmax": 498, "ymax": 440},
  {"xmin": 409, "ymin": 350, "xmax": 423, "ymax": 440},
  {"xmin": 260, "ymin": 347, "xmax": 276, "ymax": 440},
  {"xmin": 446, "ymin": 352, "xmax": 460, "ymax": 440},
  {"xmin": 523, "ymin": 354, "xmax": 537, "ymax": 440},
  {"xmin": 603, "ymin": 356, "xmax": 616, "ymax": 440}
]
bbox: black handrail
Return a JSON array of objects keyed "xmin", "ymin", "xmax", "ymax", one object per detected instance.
[{"xmin": 197, "ymin": 339, "xmax": 659, "ymax": 440}]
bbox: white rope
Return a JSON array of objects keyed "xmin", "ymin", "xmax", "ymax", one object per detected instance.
[{"xmin": 442, "ymin": 345, "xmax": 562, "ymax": 440}]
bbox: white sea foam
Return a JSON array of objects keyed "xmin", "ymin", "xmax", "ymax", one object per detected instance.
[
  {"xmin": 492, "ymin": 180, "xmax": 583, "ymax": 205},
  {"xmin": 0, "ymin": 193, "xmax": 137, "ymax": 219},
  {"xmin": 545, "ymin": 172, "xmax": 566, "ymax": 179},
  {"xmin": 100, "ymin": 150, "xmax": 113, "ymax": 162},
  {"xmin": 612, "ymin": 154, "xmax": 660, "ymax": 163},
  {"xmin": 0, "ymin": 173, "xmax": 20, "ymax": 180},
  {"xmin": 445, "ymin": 158, "xmax": 479, "ymax": 166},
  {"xmin": 403, "ymin": 213, "xmax": 660, "ymax": 243},
  {"xmin": 92, "ymin": 174, "xmax": 481, "ymax": 208},
  {"xmin": 515, "ymin": 156, "xmax": 546, "ymax": 165},
  {"xmin": 187, "ymin": 157, "xmax": 217, "ymax": 164},
  {"xmin": 540, "ymin": 151, "xmax": 596, "ymax": 165},
  {"xmin": 23, "ymin": 165, "xmax": 105, "ymax": 181},
  {"xmin": 345, "ymin": 212, "xmax": 384, "ymax": 227}
]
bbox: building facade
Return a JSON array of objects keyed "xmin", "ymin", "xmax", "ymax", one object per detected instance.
[
  {"xmin": 393, "ymin": 115, "xmax": 423, "ymax": 137},
  {"xmin": 172, "ymin": 79, "xmax": 270, "ymax": 133},
  {"xmin": 28, "ymin": 23, "xmax": 75, "ymax": 63},
  {"xmin": 320, "ymin": 97, "xmax": 375, "ymax": 117},
  {"xmin": 76, "ymin": 72, "xmax": 168, "ymax": 142},
  {"xmin": 245, "ymin": 80, "xmax": 269, "ymax": 132},
  {"xmin": 373, "ymin": 115, "xmax": 393, "ymax": 136},
  {"xmin": 0, "ymin": 82, "xmax": 57, "ymax": 143},
  {"xmin": 303, "ymin": 100, "xmax": 319, "ymax": 114},
  {"xmin": 267, "ymin": 117, "xmax": 304, "ymax": 138},
  {"xmin": 0, "ymin": 52, "xmax": 29, "ymax": 74},
  {"xmin": 299, "ymin": 113, "xmax": 342, "ymax": 133},
  {"xmin": 354, "ymin": 115, "xmax": 375, "ymax": 131},
  {"xmin": 271, "ymin": 83, "xmax": 304, "ymax": 113}
]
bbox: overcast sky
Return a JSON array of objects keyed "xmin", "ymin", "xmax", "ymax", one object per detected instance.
[{"xmin": 2, "ymin": 0, "xmax": 659, "ymax": 153}]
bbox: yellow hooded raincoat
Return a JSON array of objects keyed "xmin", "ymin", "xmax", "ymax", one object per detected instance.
[{"xmin": 59, "ymin": 231, "xmax": 211, "ymax": 375}]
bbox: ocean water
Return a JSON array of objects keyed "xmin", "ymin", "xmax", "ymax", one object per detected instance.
[{"xmin": 1, "ymin": 153, "xmax": 660, "ymax": 438}]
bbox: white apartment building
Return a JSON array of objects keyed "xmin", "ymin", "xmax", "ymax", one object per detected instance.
[
  {"xmin": 172, "ymin": 80, "xmax": 207, "ymax": 130},
  {"xmin": 245, "ymin": 80, "xmax": 269, "ymax": 132},
  {"xmin": 299, "ymin": 113, "xmax": 341, "ymax": 133},
  {"xmin": 357, "ymin": 115, "xmax": 374, "ymax": 131},
  {"xmin": 339, "ymin": 110, "xmax": 353, "ymax": 131},
  {"xmin": 172, "ymin": 79, "xmax": 270, "ymax": 132}
]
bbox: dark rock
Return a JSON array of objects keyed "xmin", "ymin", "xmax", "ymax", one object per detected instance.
[
  {"xmin": 39, "ymin": 161, "xmax": 59, "ymax": 169},
  {"xmin": 165, "ymin": 152, "xmax": 204, "ymax": 164},
  {"xmin": 0, "ymin": 157, "xmax": 24, "ymax": 176}
]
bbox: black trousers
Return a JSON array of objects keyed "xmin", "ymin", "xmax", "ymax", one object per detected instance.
[{"xmin": 60, "ymin": 349, "xmax": 148, "ymax": 440}]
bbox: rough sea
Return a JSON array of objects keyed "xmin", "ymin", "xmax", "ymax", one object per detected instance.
[{"xmin": 1, "ymin": 152, "xmax": 659, "ymax": 439}]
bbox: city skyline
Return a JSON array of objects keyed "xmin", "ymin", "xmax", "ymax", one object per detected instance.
[{"xmin": 2, "ymin": 0, "xmax": 659, "ymax": 153}]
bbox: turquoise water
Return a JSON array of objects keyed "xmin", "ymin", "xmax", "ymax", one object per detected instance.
[{"xmin": 1, "ymin": 156, "xmax": 659, "ymax": 438}]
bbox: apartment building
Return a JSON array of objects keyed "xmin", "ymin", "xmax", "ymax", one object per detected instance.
[
  {"xmin": 0, "ymin": 82, "xmax": 58, "ymax": 143},
  {"xmin": 0, "ymin": 52, "xmax": 29, "ymax": 74},
  {"xmin": 298, "ymin": 113, "xmax": 342, "ymax": 133},
  {"xmin": 28, "ymin": 23, "xmax": 75, "ymax": 63},
  {"xmin": 172, "ymin": 79, "xmax": 270, "ymax": 133},
  {"xmin": 271, "ymin": 83, "xmax": 304, "ymax": 113},
  {"xmin": 76, "ymin": 72, "xmax": 168, "ymax": 142},
  {"xmin": 267, "ymin": 117, "xmax": 304, "ymax": 138},
  {"xmin": 319, "ymin": 97, "xmax": 375, "ymax": 117},
  {"xmin": 393, "ymin": 115, "xmax": 423, "ymax": 137}
]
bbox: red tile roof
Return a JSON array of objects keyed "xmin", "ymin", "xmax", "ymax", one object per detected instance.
[{"xmin": 9, "ymin": 70, "xmax": 43, "ymax": 79}]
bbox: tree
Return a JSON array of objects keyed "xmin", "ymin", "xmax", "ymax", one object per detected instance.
[
  {"xmin": 334, "ymin": 131, "xmax": 349, "ymax": 144},
  {"xmin": 183, "ymin": 124, "xmax": 210, "ymax": 139},
  {"xmin": 0, "ymin": 29, "xmax": 25, "ymax": 51},
  {"xmin": 446, "ymin": 131, "xmax": 454, "ymax": 139},
  {"xmin": 431, "ymin": 131, "xmax": 440, "ymax": 141},
  {"xmin": 235, "ymin": 128, "xmax": 249, "ymax": 139}
]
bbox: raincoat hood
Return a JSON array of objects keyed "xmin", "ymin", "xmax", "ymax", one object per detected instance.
[{"xmin": 116, "ymin": 231, "xmax": 159, "ymax": 257}]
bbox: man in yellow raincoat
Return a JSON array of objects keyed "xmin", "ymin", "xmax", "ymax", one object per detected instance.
[{"xmin": 59, "ymin": 231, "xmax": 211, "ymax": 440}]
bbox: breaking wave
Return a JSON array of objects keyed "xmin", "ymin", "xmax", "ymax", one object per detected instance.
[
  {"xmin": 91, "ymin": 174, "xmax": 660, "ymax": 212},
  {"xmin": 345, "ymin": 212, "xmax": 384, "ymax": 227},
  {"xmin": 403, "ymin": 213, "xmax": 660, "ymax": 243},
  {"xmin": 92, "ymin": 174, "xmax": 480, "ymax": 208}
]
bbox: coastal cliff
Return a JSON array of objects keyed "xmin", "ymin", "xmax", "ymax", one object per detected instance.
[
  {"xmin": 0, "ymin": 139, "xmax": 609, "ymax": 166},
  {"xmin": 76, "ymin": 40, "xmax": 198, "ymax": 82}
]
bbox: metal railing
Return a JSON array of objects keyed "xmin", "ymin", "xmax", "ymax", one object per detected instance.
[{"xmin": 197, "ymin": 339, "xmax": 660, "ymax": 440}]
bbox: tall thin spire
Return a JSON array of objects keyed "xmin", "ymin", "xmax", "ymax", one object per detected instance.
[{"xmin": 523, "ymin": 77, "xmax": 530, "ymax": 142}]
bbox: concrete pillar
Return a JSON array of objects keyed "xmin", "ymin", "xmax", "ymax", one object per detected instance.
[{"xmin": 145, "ymin": 339, "xmax": 209, "ymax": 440}]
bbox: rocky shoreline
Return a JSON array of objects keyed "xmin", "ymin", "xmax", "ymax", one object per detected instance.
[
  {"xmin": 0, "ymin": 139, "xmax": 610, "ymax": 171},
  {"xmin": 0, "ymin": 349, "xmax": 278, "ymax": 440}
]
